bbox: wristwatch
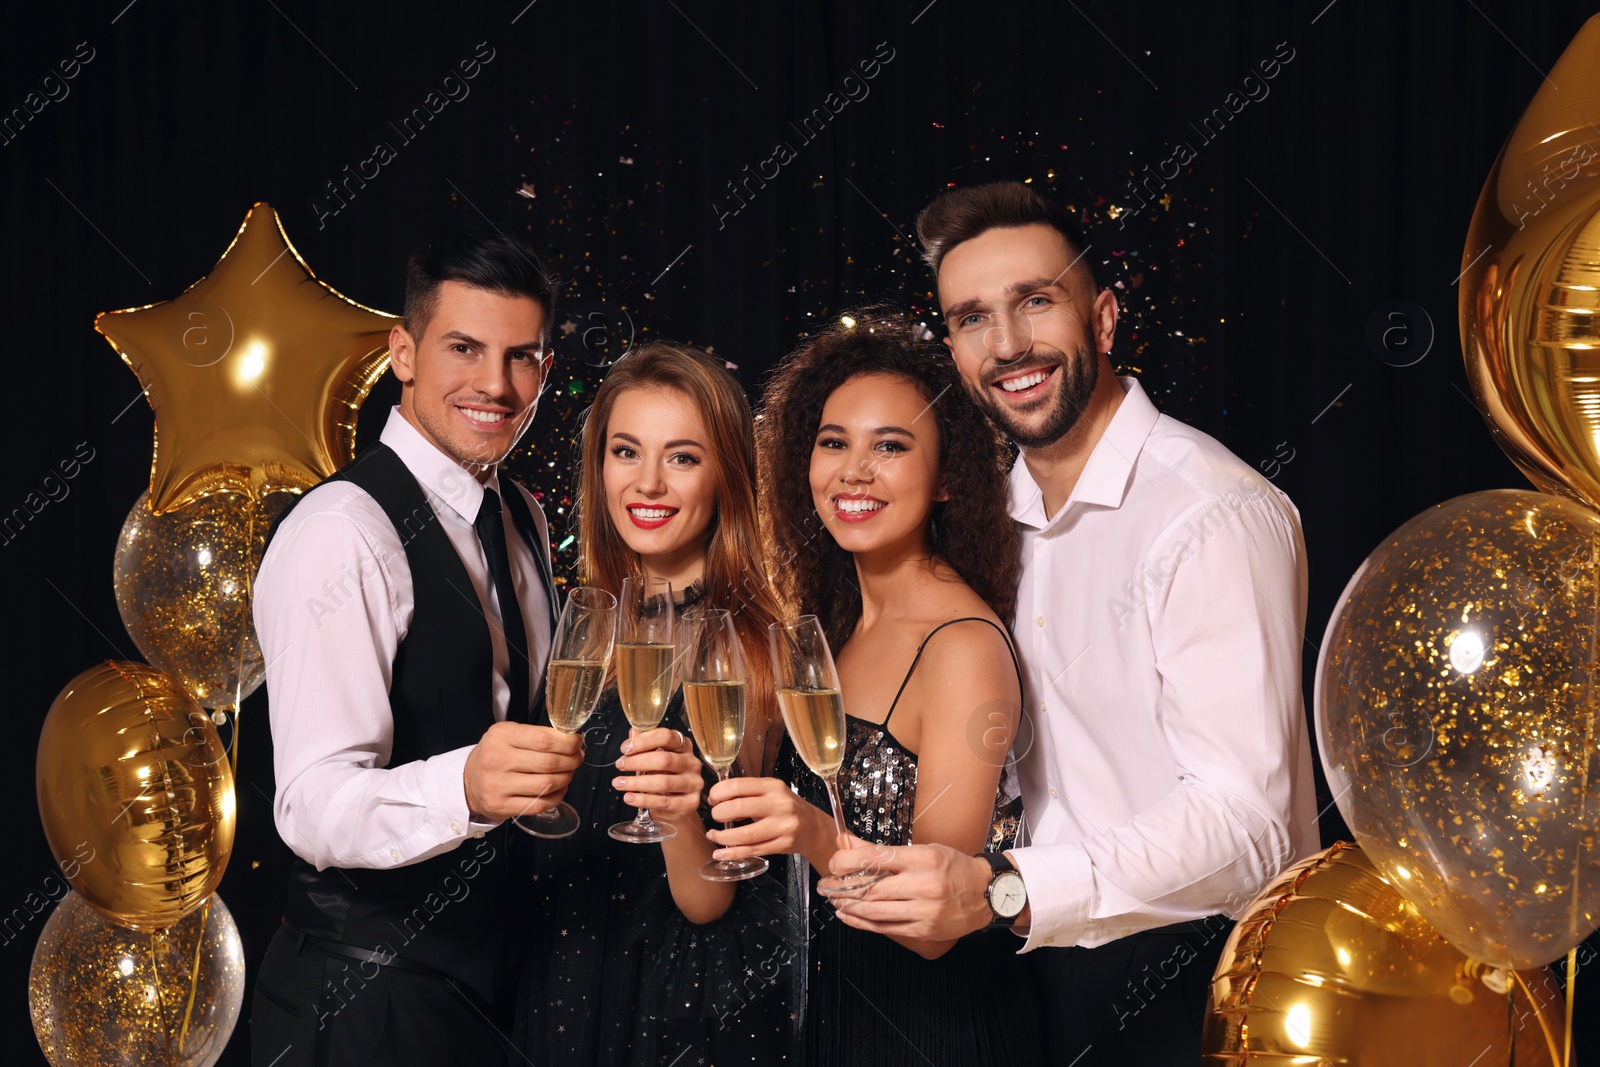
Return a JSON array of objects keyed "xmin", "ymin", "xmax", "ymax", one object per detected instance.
[{"xmin": 982, "ymin": 852, "xmax": 1027, "ymax": 928}]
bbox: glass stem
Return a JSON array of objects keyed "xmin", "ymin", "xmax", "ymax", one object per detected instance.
[
  {"xmin": 824, "ymin": 774, "xmax": 850, "ymax": 845},
  {"xmin": 713, "ymin": 766, "xmax": 732, "ymax": 840},
  {"xmin": 632, "ymin": 726, "xmax": 658, "ymax": 828}
]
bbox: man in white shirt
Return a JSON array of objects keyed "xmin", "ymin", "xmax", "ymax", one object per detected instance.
[
  {"xmin": 829, "ymin": 182, "xmax": 1320, "ymax": 1063},
  {"xmin": 249, "ymin": 231, "xmax": 583, "ymax": 1066}
]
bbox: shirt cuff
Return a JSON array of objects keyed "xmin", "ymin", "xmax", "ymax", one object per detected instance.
[
  {"xmin": 421, "ymin": 744, "xmax": 502, "ymax": 838},
  {"xmin": 1010, "ymin": 842, "xmax": 1093, "ymax": 953}
]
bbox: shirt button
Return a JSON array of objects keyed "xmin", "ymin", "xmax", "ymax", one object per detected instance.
[
  {"xmin": 1050, "ymin": 787, "xmax": 1059, "ymax": 799},
  {"xmin": 450, "ymin": 821, "xmax": 462, "ymax": 835},
  {"xmin": 1036, "ymin": 616, "xmax": 1046, "ymax": 627},
  {"xmin": 389, "ymin": 849, "xmax": 401, "ymax": 862}
]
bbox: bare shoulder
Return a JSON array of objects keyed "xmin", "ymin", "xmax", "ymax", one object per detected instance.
[
  {"xmin": 905, "ymin": 582, "xmax": 1018, "ymax": 706},
  {"xmin": 915, "ymin": 614, "xmax": 1016, "ymax": 684},
  {"xmin": 891, "ymin": 608, "xmax": 1020, "ymax": 757}
]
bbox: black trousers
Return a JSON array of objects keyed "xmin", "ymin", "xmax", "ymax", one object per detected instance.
[
  {"xmin": 250, "ymin": 926, "xmax": 509, "ymax": 1067},
  {"xmin": 1025, "ymin": 916, "xmax": 1233, "ymax": 1066}
]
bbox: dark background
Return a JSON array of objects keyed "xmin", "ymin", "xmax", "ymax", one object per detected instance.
[{"xmin": 3, "ymin": 1, "xmax": 1596, "ymax": 1062}]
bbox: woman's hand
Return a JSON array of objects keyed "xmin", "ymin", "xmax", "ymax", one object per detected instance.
[
  {"xmin": 611, "ymin": 727, "xmax": 705, "ymax": 821},
  {"xmin": 705, "ymin": 776, "xmax": 832, "ymax": 864}
]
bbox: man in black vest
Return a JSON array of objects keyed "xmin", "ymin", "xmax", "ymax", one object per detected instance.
[{"xmin": 250, "ymin": 230, "xmax": 581, "ymax": 1065}]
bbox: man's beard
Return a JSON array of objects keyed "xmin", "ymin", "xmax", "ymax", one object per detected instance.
[{"xmin": 965, "ymin": 343, "xmax": 1099, "ymax": 449}]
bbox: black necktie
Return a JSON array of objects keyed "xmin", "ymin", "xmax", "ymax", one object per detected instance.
[{"xmin": 474, "ymin": 488, "xmax": 531, "ymax": 723}]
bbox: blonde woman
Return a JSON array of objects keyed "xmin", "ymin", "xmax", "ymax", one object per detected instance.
[{"xmin": 514, "ymin": 343, "xmax": 794, "ymax": 1065}]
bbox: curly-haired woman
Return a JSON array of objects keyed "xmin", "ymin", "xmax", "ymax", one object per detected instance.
[{"xmin": 705, "ymin": 311, "xmax": 1045, "ymax": 1064}]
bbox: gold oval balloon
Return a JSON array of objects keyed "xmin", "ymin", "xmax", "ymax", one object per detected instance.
[
  {"xmin": 1462, "ymin": 14, "xmax": 1600, "ymax": 508},
  {"xmin": 113, "ymin": 489, "xmax": 293, "ymax": 709},
  {"xmin": 35, "ymin": 662, "xmax": 235, "ymax": 931},
  {"xmin": 1205, "ymin": 843, "xmax": 1564, "ymax": 1065},
  {"xmin": 1315, "ymin": 490, "xmax": 1600, "ymax": 970},
  {"xmin": 94, "ymin": 202, "xmax": 397, "ymax": 515},
  {"xmin": 29, "ymin": 890, "xmax": 244, "ymax": 1067}
]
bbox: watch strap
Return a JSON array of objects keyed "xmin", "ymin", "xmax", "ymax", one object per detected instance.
[{"xmin": 982, "ymin": 852, "xmax": 1017, "ymax": 875}]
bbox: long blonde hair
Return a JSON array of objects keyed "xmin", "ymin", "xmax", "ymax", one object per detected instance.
[{"xmin": 576, "ymin": 343, "xmax": 784, "ymax": 776}]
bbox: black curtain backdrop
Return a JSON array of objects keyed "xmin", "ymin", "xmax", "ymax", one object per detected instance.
[{"xmin": 4, "ymin": 1, "xmax": 1597, "ymax": 1062}]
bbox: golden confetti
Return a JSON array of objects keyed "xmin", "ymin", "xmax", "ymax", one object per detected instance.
[{"xmin": 1318, "ymin": 490, "xmax": 1600, "ymax": 969}]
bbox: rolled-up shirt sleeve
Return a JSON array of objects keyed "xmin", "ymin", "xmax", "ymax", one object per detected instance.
[
  {"xmin": 1012, "ymin": 494, "xmax": 1310, "ymax": 952},
  {"xmin": 254, "ymin": 492, "xmax": 496, "ymax": 872}
]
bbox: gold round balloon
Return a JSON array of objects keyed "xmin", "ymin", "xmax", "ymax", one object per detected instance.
[
  {"xmin": 1206, "ymin": 843, "xmax": 1565, "ymax": 1065},
  {"xmin": 1316, "ymin": 490, "xmax": 1600, "ymax": 970},
  {"xmin": 35, "ymin": 662, "xmax": 235, "ymax": 932},
  {"xmin": 29, "ymin": 890, "xmax": 244, "ymax": 1067},
  {"xmin": 114, "ymin": 489, "xmax": 292, "ymax": 709},
  {"xmin": 1461, "ymin": 14, "xmax": 1600, "ymax": 509},
  {"xmin": 95, "ymin": 202, "xmax": 397, "ymax": 515}
]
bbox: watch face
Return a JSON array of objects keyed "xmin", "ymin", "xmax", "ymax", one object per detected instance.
[{"xmin": 991, "ymin": 871, "xmax": 1027, "ymax": 918}]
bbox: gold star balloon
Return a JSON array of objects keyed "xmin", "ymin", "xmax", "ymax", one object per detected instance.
[
  {"xmin": 95, "ymin": 202, "xmax": 396, "ymax": 514},
  {"xmin": 1461, "ymin": 13, "xmax": 1600, "ymax": 510}
]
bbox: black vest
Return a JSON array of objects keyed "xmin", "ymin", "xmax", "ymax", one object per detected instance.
[{"xmin": 271, "ymin": 443, "xmax": 556, "ymax": 1001}]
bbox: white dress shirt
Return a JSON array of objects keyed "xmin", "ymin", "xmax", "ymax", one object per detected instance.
[
  {"xmin": 254, "ymin": 408, "xmax": 553, "ymax": 872},
  {"xmin": 1008, "ymin": 378, "xmax": 1319, "ymax": 952}
]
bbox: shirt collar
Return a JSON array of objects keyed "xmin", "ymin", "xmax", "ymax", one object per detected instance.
[
  {"xmin": 378, "ymin": 406, "xmax": 499, "ymax": 524},
  {"xmin": 1008, "ymin": 376, "xmax": 1161, "ymax": 529}
]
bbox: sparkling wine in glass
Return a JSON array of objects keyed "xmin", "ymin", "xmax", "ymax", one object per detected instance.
[
  {"xmin": 608, "ymin": 576, "xmax": 679, "ymax": 844},
  {"xmin": 682, "ymin": 607, "xmax": 768, "ymax": 882},
  {"xmin": 514, "ymin": 586, "xmax": 616, "ymax": 839},
  {"xmin": 769, "ymin": 615, "xmax": 885, "ymax": 894}
]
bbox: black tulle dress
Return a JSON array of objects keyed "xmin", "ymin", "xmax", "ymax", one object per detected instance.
[
  {"xmin": 512, "ymin": 659, "xmax": 799, "ymax": 1064},
  {"xmin": 774, "ymin": 617, "xmax": 1046, "ymax": 1066}
]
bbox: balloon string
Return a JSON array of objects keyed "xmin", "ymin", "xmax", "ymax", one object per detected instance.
[
  {"xmin": 227, "ymin": 705, "xmax": 241, "ymax": 775},
  {"xmin": 1511, "ymin": 969, "xmax": 1563, "ymax": 1066},
  {"xmin": 1508, "ymin": 983, "xmax": 1516, "ymax": 1067},
  {"xmin": 149, "ymin": 931, "xmax": 175, "ymax": 1065},
  {"xmin": 227, "ymin": 494, "xmax": 257, "ymax": 778},
  {"xmin": 177, "ymin": 897, "xmax": 212, "ymax": 1058},
  {"xmin": 1575, "ymin": 548, "xmax": 1598, "ymax": 1067},
  {"xmin": 1564, "ymin": 947, "xmax": 1577, "ymax": 1067}
]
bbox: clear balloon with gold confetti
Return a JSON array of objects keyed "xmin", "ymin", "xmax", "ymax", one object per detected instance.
[
  {"xmin": 1315, "ymin": 490, "xmax": 1600, "ymax": 971},
  {"xmin": 113, "ymin": 489, "xmax": 292, "ymax": 711},
  {"xmin": 29, "ymin": 890, "xmax": 244, "ymax": 1067}
]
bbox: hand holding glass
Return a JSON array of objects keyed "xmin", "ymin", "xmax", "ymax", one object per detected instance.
[
  {"xmin": 769, "ymin": 616, "xmax": 885, "ymax": 894},
  {"xmin": 608, "ymin": 576, "xmax": 678, "ymax": 844},
  {"xmin": 682, "ymin": 608, "xmax": 768, "ymax": 882},
  {"xmin": 514, "ymin": 586, "xmax": 616, "ymax": 839}
]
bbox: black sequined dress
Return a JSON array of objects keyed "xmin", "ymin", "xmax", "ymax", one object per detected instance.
[
  {"xmin": 513, "ymin": 589, "xmax": 799, "ymax": 1065},
  {"xmin": 775, "ymin": 617, "xmax": 1046, "ymax": 1066}
]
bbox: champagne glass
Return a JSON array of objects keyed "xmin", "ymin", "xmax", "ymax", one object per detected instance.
[
  {"xmin": 768, "ymin": 615, "xmax": 885, "ymax": 894},
  {"xmin": 514, "ymin": 586, "xmax": 616, "ymax": 839},
  {"xmin": 682, "ymin": 607, "xmax": 768, "ymax": 882},
  {"xmin": 608, "ymin": 576, "xmax": 679, "ymax": 844}
]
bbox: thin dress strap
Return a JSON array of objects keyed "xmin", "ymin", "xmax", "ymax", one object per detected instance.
[{"xmin": 882, "ymin": 616, "xmax": 1024, "ymax": 729}]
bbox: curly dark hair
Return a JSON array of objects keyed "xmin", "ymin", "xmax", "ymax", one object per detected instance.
[{"xmin": 757, "ymin": 308, "xmax": 1020, "ymax": 650}]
